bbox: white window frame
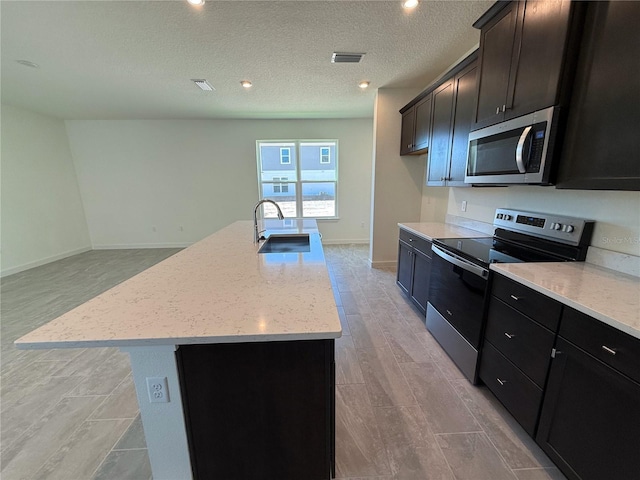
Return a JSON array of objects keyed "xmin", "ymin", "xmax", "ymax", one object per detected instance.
[
  {"xmin": 280, "ymin": 147, "xmax": 291, "ymax": 164},
  {"xmin": 257, "ymin": 140, "xmax": 338, "ymax": 219},
  {"xmin": 320, "ymin": 147, "xmax": 331, "ymax": 164}
]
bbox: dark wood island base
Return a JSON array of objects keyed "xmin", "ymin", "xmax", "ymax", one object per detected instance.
[{"xmin": 177, "ymin": 339, "xmax": 336, "ymax": 480}]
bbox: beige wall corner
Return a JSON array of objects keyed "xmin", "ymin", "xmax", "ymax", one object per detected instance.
[{"xmin": 369, "ymin": 88, "xmax": 425, "ymax": 267}]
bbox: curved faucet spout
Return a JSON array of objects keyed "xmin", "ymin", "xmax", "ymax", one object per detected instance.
[{"xmin": 253, "ymin": 199, "xmax": 284, "ymax": 243}]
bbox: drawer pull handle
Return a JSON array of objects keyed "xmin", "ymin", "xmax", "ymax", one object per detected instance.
[
  {"xmin": 504, "ymin": 333, "xmax": 515, "ymax": 339},
  {"xmin": 409, "ymin": 238, "xmax": 413, "ymax": 242},
  {"xmin": 496, "ymin": 378, "xmax": 507, "ymax": 386},
  {"xmin": 601, "ymin": 345, "xmax": 617, "ymax": 355},
  {"xmin": 510, "ymin": 295, "xmax": 520, "ymax": 301},
  {"xmin": 446, "ymin": 310, "xmax": 453, "ymax": 316}
]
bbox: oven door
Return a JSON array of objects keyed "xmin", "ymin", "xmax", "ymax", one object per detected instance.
[{"xmin": 428, "ymin": 245, "xmax": 489, "ymax": 349}]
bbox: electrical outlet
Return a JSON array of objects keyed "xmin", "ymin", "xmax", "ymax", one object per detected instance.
[
  {"xmin": 146, "ymin": 376, "xmax": 170, "ymax": 403},
  {"xmin": 461, "ymin": 201, "xmax": 467, "ymax": 212}
]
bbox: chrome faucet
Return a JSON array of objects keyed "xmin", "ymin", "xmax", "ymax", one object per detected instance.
[{"xmin": 253, "ymin": 199, "xmax": 284, "ymax": 243}]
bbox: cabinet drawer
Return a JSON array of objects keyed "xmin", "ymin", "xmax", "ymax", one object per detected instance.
[
  {"xmin": 560, "ymin": 307, "xmax": 640, "ymax": 384},
  {"xmin": 485, "ymin": 297, "xmax": 555, "ymax": 387},
  {"xmin": 399, "ymin": 229, "xmax": 431, "ymax": 257},
  {"xmin": 479, "ymin": 341, "xmax": 543, "ymax": 437},
  {"xmin": 491, "ymin": 274, "xmax": 562, "ymax": 331}
]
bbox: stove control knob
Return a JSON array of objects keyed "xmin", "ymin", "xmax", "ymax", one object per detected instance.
[
  {"xmin": 551, "ymin": 223, "xmax": 561, "ymax": 230},
  {"xmin": 562, "ymin": 224, "xmax": 575, "ymax": 233},
  {"xmin": 504, "ymin": 214, "xmax": 512, "ymax": 221}
]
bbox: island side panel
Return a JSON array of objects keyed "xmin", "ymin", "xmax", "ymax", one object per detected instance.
[
  {"xmin": 122, "ymin": 345, "xmax": 193, "ymax": 480},
  {"xmin": 177, "ymin": 339, "xmax": 335, "ymax": 480}
]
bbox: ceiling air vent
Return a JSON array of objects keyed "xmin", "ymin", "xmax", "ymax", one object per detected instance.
[
  {"xmin": 331, "ymin": 52, "xmax": 365, "ymax": 63},
  {"xmin": 191, "ymin": 79, "xmax": 215, "ymax": 91}
]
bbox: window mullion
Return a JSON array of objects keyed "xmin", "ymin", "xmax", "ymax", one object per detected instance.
[{"xmin": 295, "ymin": 141, "xmax": 302, "ymax": 218}]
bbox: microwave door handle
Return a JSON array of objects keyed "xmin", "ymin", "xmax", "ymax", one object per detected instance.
[{"xmin": 515, "ymin": 126, "xmax": 533, "ymax": 174}]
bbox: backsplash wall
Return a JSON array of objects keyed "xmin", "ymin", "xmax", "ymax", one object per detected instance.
[{"xmin": 446, "ymin": 186, "xmax": 640, "ymax": 257}]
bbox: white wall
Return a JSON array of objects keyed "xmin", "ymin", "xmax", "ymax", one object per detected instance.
[
  {"xmin": 1, "ymin": 104, "xmax": 91, "ymax": 276},
  {"xmin": 65, "ymin": 118, "xmax": 373, "ymax": 247},
  {"xmin": 447, "ymin": 187, "xmax": 640, "ymax": 257},
  {"xmin": 369, "ymin": 88, "xmax": 425, "ymax": 267}
]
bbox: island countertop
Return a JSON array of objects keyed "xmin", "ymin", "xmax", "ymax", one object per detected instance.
[{"xmin": 15, "ymin": 219, "xmax": 341, "ymax": 349}]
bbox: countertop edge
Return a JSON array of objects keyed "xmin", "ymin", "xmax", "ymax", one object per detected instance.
[
  {"xmin": 490, "ymin": 266, "xmax": 640, "ymax": 340},
  {"xmin": 398, "ymin": 222, "xmax": 487, "ymax": 242},
  {"xmin": 14, "ymin": 329, "xmax": 343, "ymax": 350}
]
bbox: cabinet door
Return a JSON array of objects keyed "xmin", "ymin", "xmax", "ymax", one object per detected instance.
[
  {"xmin": 426, "ymin": 79, "xmax": 455, "ymax": 185},
  {"xmin": 448, "ymin": 61, "xmax": 477, "ymax": 185},
  {"xmin": 537, "ymin": 338, "xmax": 640, "ymax": 480},
  {"xmin": 506, "ymin": 0, "xmax": 574, "ymax": 120},
  {"xmin": 400, "ymin": 107, "xmax": 416, "ymax": 155},
  {"xmin": 473, "ymin": 2, "xmax": 518, "ymax": 129},
  {"xmin": 556, "ymin": 1, "xmax": 640, "ymax": 190},
  {"xmin": 413, "ymin": 93, "xmax": 433, "ymax": 152},
  {"xmin": 410, "ymin": 248, "xmax": 431, "ymax": 314},
  {"xmin": 397, "ymin": 240, "xmax": 413, "ymax": 294}
]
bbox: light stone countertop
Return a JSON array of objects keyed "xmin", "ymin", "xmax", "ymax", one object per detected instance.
[
  {"xmin": 491, "ymin": 262, "xmax": 640, "ymax": 340},
  {"xmin": 398, "ymin": 222, "xmax": 491, "ymax": 241},
  {"xmin": 15, "ymin": 219, "xmax": 341, "ymax": 349}
]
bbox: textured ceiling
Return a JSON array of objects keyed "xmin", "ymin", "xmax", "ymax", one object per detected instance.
[{"xmin": 1, "ymin": 0, "xmax": 492, "ymax": 120}]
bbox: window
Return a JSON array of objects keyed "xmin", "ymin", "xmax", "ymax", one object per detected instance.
[
  {"xmin": 257, "ymin": 140, "xmax": 338, "ymax": 219},
  {"xmin": 320, "ymin": 147, "xmax": 330, "ymax": 164},
  {"xmin": 280, "ymin": 147, "xmax": 291, "ymax": 164}
]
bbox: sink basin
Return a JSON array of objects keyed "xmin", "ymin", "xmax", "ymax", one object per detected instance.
[{"xmin": 258, "ymin": 233, "xmax": 311, "ymax": 254}]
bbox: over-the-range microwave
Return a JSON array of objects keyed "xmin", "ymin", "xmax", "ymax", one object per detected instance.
[{"xmin": 465, "ymin": 106, "xmax": 560, "ymax": 185}]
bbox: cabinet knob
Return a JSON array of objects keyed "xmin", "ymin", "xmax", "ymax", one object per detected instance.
[
  {"xmin": 502, "ymin": 104, "xmax": 507, "ymax": 112},
  {"xmin": 496, "ymin": 378, "xmax": 507, "ymax": 386},
  {"xmin": 496, "ymin": 106, "xmax": 501, "ymax": 115},
  {"xmin": 408, "ymin": 143, "xmax": 413, "ymax": 148},
  {"xmin": 601, "ymin": 345, "xmax": 617, "ymax": 355},
  {"xmin": 504, "ymin": 332, "xmax": 515, "ymax": 339}
]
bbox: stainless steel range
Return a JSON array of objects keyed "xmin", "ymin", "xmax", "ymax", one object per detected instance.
[{"xmin": 426, "ymin": 208, "xmax": 594, "ymax": 384}]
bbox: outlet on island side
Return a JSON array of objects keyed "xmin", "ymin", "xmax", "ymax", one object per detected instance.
[
  {"xmin": 146, "ymin": 376, "xmax": 170, "ymax": 403},
  {"xmin": 461, "ymin": 201, "xmax": 467, "ymax": 212}
]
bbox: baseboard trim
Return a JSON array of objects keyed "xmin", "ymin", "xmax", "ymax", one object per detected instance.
[
  {"xmin": 92, "ymin": 242, "xmax": 192, "ymax": 250},
  {"xmin": 321, "ymin": 239, "xmax": 369, "ymax": 245},
  {"xmin": 1, "ymin": 246, "xmax": 92, "ymax": 278},
  {"xmin": 369, "ymin": 260, "xmax": 397, "ymax": 269}
]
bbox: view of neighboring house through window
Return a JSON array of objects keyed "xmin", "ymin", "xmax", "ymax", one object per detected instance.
[{"xmin": 257, "ymin": 140, "xmax": 338, "ymax": 218}]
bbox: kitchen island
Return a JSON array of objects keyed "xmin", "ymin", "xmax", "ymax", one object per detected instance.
[{"xmin": 15, "ymin": 219, "xmax": 341, "ymax": 480}]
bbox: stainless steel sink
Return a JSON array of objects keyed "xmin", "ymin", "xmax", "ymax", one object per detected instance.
[{"xmin": 257, "ymin": 233, "xmax": 311, "ymax": 254}]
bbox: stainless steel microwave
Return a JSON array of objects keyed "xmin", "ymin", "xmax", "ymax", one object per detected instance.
[{"xmin": 465, "ymin": 106, "xmax": 559, "ymax": 185}]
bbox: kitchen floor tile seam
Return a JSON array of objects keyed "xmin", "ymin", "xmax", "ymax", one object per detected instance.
[
  {"xmin": 4, "ymin": 397, "xmax": 120, "ymax": 480},
  {"xmin": 85, "ymin": 417, "xmax": 138, "ymax": 480}
]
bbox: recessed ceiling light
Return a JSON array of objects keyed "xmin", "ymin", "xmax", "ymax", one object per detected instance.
[
  {"xmin": 402, "ymin": 0, "xmax": 419, "ymax": 9},
  {"xmin": 16, "ymin": 59, "xmax": 39, "ymax": 68},
  {"xmin": 187, "ymin": 0, "xmax": 205, "ymax": 6},
  {"xmin": 240, "ymin": 80, "xmax": 253, "ymax": 89},
  {"xmin": 191, "ymin": 79, "xmax": 215, "ymax": 91},
  {"xmin": 358, "ymin": 81, "xmax": 370, "ymax": 89}
]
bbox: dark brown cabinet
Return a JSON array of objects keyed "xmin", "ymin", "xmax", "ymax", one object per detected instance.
[
  {"xmin": 556, "ymin": 1, "xmax": 640, "ymax": 191},
  {"xmin": 400, "ymin": 92, "xmax": 432, "ymax": 155},
  {"xmin": 479, "ymin": 273, "xmax": 562, "ymax": 436},
  {"xmin": 396, "ymin": 228, "xmax": 432, "ymax": 315},
  {"xmin": 427, "ymin": 60, "xmax": 478, "ymax": 186},
  {"xmin": 537, "ymin": 308, "xmax": 640, "ymax": 480},
  {"xmin": 472, "ymin": 0, "xmax": 581, "ymax": 130},
  {"xmin": 177, "ymin": 340, "xmax": 336, "ymax": 480}
]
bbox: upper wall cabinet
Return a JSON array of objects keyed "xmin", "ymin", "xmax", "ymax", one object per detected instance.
[
  {"xmin": 400, "ymin": 92, "xmax": 432, "ymax": 155},
  {"xmin": 400, "ymin": 52, "xmax": 477, "ymax": 187},
  {"xmin": 472, "ymin": 0, "xmax": 582, "ymax": 130},
  {"xmin": 427, "ymin": 60, "xmax": 478, "ymax": 186},
  {"xmin": 556, "ymin": 1, "xmax": 640, "ymax": 191}
]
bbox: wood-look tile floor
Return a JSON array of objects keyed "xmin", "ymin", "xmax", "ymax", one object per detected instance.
[{"xmin": 1, "ymin": 245, "xmax": 566, "ymax": 480}]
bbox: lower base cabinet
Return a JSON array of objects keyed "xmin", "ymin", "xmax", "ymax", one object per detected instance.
[
  {"xmin": 396, "ymin": 228, "xmax": 432, "ymax": 314},
  {"xmin": 536, "ymin": 308, "xmax": 640, "ymax": 480},
  {"xmin": 177, "ymin": 339, "xmax": 335, "ymax": 480}
]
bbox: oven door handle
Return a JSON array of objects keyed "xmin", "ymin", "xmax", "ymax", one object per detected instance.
[{"xmin": 432, "ymin": 245, "xmax": 489, "ymax": 279}]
